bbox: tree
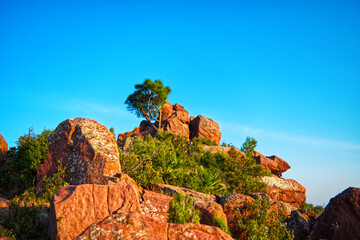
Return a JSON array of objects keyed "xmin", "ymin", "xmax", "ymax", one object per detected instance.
[{"xmin": 125, "ymin": 79, "xmax": 171, "ymax": 131}]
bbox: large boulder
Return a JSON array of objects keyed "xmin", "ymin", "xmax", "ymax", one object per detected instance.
[
  {"xmin": 286, "ymin": 209, "xmax": 316, "ymax": 240},
  {"xmin": 37, "ymin": 118, "xmax": 121, "ymax": 186},
  {"xmin": 261, "ymin": 176, "xmax": 306, "ymax": 208},
  {"xmin": 307, "ymin": 187, "xmax": 360, "ymax": 240},
  {"xmin": 160, "ymin": 103, "xmax": 190, "ymax": 139},
  {"xmin": 50, "ymin": 183, "xmax": 141, "ymax": 240},
  {"xmin": 0, "ymin": 134, "xmax": 7, "ymax": 162},
  {"xmin": 78, "ymin": 212, "xmax": 233, "ymax": 240},
  {"xmin": 252, "ymin": 151, "xmax": 290, "ymax": 177},
  {"xmin": 189, "ymin": 115, "xmax": 221, "ymax": 145},
  {"xmin": 154, "ymin": 184, "xmax": 228, "ymax": 227}
]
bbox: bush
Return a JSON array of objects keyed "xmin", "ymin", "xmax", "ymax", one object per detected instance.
[
  {"xmin": 119, "ymin": 131, "xmax": 268, "ymax": 195},
  {"xmin": 2, "ymin": 200, "xmax": 48, "ymax": 240},
  {"xmin": 301, "ymin": 202, "xmax": 325, "ymax": 217},
  {"xmin": 0, "ymin": 128, "xmax": 52, "ymax": 198},
  {"xmin": 168, "ymin": 192, "xmax": 200, "ymax": 224},
  {"xmin": 237, "ymin": 198, "xmax": 293, "ymax": 240},
  {"xmin": 212, "ymin": 215, "xmax": 231, "ymax": 235}
]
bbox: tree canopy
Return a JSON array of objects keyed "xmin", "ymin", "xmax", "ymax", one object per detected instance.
[{"xmin": 125, "ymin": 79, "xmax": 171, "ymax": 130}]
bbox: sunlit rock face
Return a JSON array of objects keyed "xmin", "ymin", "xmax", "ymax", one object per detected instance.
[{"xmin": 37, "ymin": 118, "xmax": 121, "ymax": 186}]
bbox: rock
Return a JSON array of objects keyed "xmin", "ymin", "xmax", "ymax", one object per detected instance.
[
  {"xmin": 117, "ymin": 120, "xmax": 156, "ymax": 142},
  {"xmin": 252, "ymin": 151, "xmax": 290, "ymax": 177},
  {"xmin": 154, "ymin": 184, "xmax": 227, "ymax": 227},
  {"xmin": 160, "ymin": 103, "xmax": 190, "ymax": 139},
  {"xmin": 140, "ymin": 190, "xmax": 173, "ymax": 222},
  {"xmin": 37, "ymin": 118, "xmax": 121, "ymax": 186},
  {"xmin": 0, "ymin": 134, "xmax": 7, "ymax": 162},
  {"xmin": 122, "ymin": 137, "xmax": 133, "ymax": 153},
  {"xmin": 219, "ymin": 193, "xmax": 255, "ymax": 238},
  {"xmin": 202, "ymin": 145, "xmax": 245, "ymax": 157},
  {"xmin": 50, "ymin": 183, "xmax": 141, "ymax": 240},
  {"xmin": 286, "ymin": 209, "xmax": 315, "ymax": 240},
  {"xmin": 307, "ymin": 187, "xmax": 360, "ymax": 240},
  {"xmin": 78, "ymin": 212, "xmax": 233, "ymax": 240},
  {"xmin": 261, "ymin": 176, "xmax": 306, "ymax": 208},
  {"xmin": 0, "ymin": 198, "xmax": 10, "ymax": 222},
  {"xmin": 189, "ymin": 115, "xmax": 221, "ymax": 145}
]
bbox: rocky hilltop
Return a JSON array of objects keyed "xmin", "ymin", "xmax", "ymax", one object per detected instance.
[{"xmin": 0, "ymin": 103, "xmax": 359, "ymax": 240}]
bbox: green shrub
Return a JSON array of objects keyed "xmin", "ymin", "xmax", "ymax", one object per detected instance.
[
  {"xmin": 237, "ymin": 198, "xmax": 293, "ymax": 240},
  {"xmin": 0, "ymin": 128, "xmax": 52, "ymax": 198},
  {"xmin": 301, "ymin": 202, "xmax": 325, "ymax": 217},
  {"xmin": 212, "ymin": 215, "xmax": 231, "ymax": 235},
  {"xmin": 2, "ymin": 200, "xmax": 48, "ymax": 240},
  {"xmin": 168, "ymin": 192, "xmax": 201, "ymax": 224},
  {"xmin": 119, "ymin": 131, "xmax": 268, "ymax": 195}
]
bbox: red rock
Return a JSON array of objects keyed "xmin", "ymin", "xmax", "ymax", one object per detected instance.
[
  {"xmin": 50, "ymin": 183, "xmax": 141, "ymax": 240},
  {"xmin": 78, "ymin": 212, "xmax": 233, "ymax": 240},
  {"xmin": 140, "ymin": 190, "xmax": 173, "ymax": 222},
  {"xmin": 117, "ymin": 121, "xmax": 156, "ymax": 142},
  {"xmin": 0, "ymin": 134, "xmax": 7, "ymax": 162},
  {"xmin": 155, "ymin": 184, "xmax": 228, "ymax": 227},
  {"xmin": 286, "ymin": 209, "xmax": 315, "ymax": 240},
  {"xmin": 307, "ymin": 187, "xmax": 360, "ymax": 240},
  {"xmin": 203, "ymin": 145, "xmax": 245, "ymax": 157},
  {"xmin": 37, "ymin": 118, "xmax": 121, "ymax": 186},
  {"xmin": 189, "ymin": 115, "xmax": 221, "ymax": 145},
  {"xmin": 261, "ymin": 176, "xmax": 306, "ymax": 208},
  {"xmin": 160, "ymin": 102, "xmax": 190, "ymax": 139},
  {"xmin": 117, "ymin": 127, "xmax": 141, "ymax": 142},
  {"xmin": 0, "ymin": 198, "xmax": 10, "ymax": 220},
  {"xmin": 219, "ymin": 193, "xmax": 254, "ymax": 238},
  {"xmin": 252, "ymin": 151, "xmax": 290, "ymax": 177}
]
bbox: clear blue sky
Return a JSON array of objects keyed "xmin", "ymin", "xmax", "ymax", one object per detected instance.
[{"xmin": 1, "ymin": 0, "xmax": 359, "ymax": 206}]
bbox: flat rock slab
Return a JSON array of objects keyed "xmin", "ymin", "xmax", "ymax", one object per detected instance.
[
  {"xmin": 50, "ymin": 183, "xmax": 141, "ymax": 240},
  {"xmin": 77, "ymin": 212, "xmax": 234, "ymax": 240}
]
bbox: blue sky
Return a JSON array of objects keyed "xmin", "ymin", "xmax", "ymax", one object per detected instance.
[{"xmin": 1, "ymin": 0, "xmax": 359, "ymax": 205}]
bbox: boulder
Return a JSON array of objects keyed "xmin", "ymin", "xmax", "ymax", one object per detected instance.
[
  {"xmin": 252, "ymin": 151, "xmax": 290, "ymax": 177},
  {"xmin": 50, "ymin": 183, "xmax": 141, "ymax": 240},
  {"xmin": 0, "ymin": 134, "xmax": 7, "ymax": 162},
  {"xmin": 140, "ymin": 190, "xmax": 173, "ymax": 222},
  {"xmin": 202, "ymin": 145, "xmax": 245, "ymax": 157},
  {"xmin": 117, "ymin": 120, "xmax": 156, "ymax": 142},
  {"xmin": 160, "ymin": 103, "xmax": 190, "ymax": 139},
  {"xmin": 78, "ymin": 212, "xmax": 233, "ymax": 240},
  {"xmin": 0, "ymin": 198, "xmax": 10, "ymax": 222},
  {"xmin": 154, "ymin": 184, "xmax": 227, "ymax": 227},
  {"xmin": 307, "ymin": 187, "xmax": 360, "ymax": 240},
  {"xmin": 189, "ymin": 115, "xmax": 221, "ymax": 145},
  {"xmin": 37, "ymin": 118, "xmax": 121, "ymax": 186},
  {"xmin": 286, "ymin": 210, "xmax": 315, "ymax": 240},
  {"xmin": 261, "ymin": 176, "xmax": 306, "ymax": 208}
]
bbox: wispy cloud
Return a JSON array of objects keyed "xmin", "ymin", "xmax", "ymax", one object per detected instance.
[
  {"xmin": 222, "ymin": 122, "xmax": 360, "ymax": 150},
  {"xmin": 54, "ymin": 100, "xmax": 136, "ymax": 119}
]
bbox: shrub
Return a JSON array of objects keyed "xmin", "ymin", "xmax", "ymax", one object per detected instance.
[
  {"xmin": 0, "ymin": 128, "xmax": 52, "ymax": 197},
  {"xmin": 212, "ymin": 215, "xmax": 231, "ymax": 235},
  {"xmin": 237, "ymin": 198, "xmax": 293, "ymax": 240},
  {"xmin": 119, "ymin": 131, "xmax": 268, "ymax": 195},
  {"xmin": 301, "ymin": 202, "xmax": 325, "ymax": 217},
  {"xmin": 168, "ymin": 192, "xmax": 200, "ymax": 224},
  {"xmin": 2, "ymin": 200, "xmax": 48, "ymax": 240}
]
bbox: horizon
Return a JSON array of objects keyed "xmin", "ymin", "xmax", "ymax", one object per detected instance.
[{"xmin": 1, "ymin": 0, "xmax": 359, "ymax": 206}]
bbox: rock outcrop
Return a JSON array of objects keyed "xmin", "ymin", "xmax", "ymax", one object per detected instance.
[
  {"xmin": 252, "ymin": 151, "xmax": 290, "ymax": 177},
  {"xmin": 154, "ymin": 184, "xmax": 228, "ymax": 227},
  {"xmin": 189, "ymin": 115, "xmax": 221, "ymax": 145},
  {"xmin": 140, "ymin": 190, "xmax": 173, "ymax": 222},
  {"xmin": 261, "ymin": 176, "xmax": 306, "ymax": 208},
  {"xmin": 78, "ymin": 212, "xmax": 233, "ymax": 240},
  {"xmin": 50, "ymin": 183, "xmax": 141, "ymax": 240},
  {"xmin": 286, "ymin": 210, "xmax": 316, "ymax": 240},
  {"xmin": 117, "ymin": 102, "xmax": 222, "ymax": 145},
  {"xmin": 307, "ymin": 187, "xmax": 360, "ymax": 240},
  {"xmin": 0, "ymin": 134, "xmax": 7, "ymax": 162},
  {"xmin": 37, "ymin": 118, "xmax": 121, "ymax": 186}
]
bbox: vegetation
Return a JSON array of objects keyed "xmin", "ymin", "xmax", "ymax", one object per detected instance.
[
  {"xmin": 212, "ymin": 215, "xmax": 231, "ymax": 235},
  {"xmin": 125, "ymin": 79, "xmax": 171, "ymax": 131},
  {"xmin": 168, "ymin": 192, "xmax": 201, "ymax": 224},
  {"xmin": 301, "ymin": 202, "xmax": 325, "ymax": 217},
  {"xmin": 120, "ymin": 131, "xmax": 269, "ymax": 195},
  {"xmin": 0, "ymin": 128, "xmax": 52, "ymax": 198},
  {"xmin": 237, "ymin": 198, "xmax": 293, "ymax": 240}
]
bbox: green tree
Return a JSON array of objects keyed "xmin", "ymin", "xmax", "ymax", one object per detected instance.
[{"xmin": 125, "ymin": 79, "xmax": 171, "ymax": 131}]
